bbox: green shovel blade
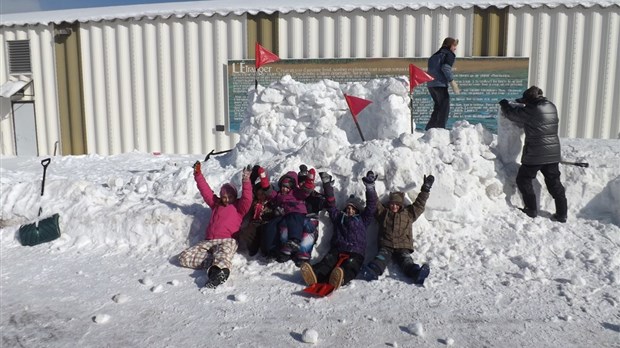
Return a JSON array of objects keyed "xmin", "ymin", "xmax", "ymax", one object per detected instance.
[{"xmin": 18, "ymin": 214, "xmax": 61, "ymax": 246}]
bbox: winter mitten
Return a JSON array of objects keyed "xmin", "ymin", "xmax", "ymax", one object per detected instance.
[
  {"xmin": 362, "ymin": 170, "xmax": 377, "ymax": 188},
  {"xmin": 307, "ymin": 168, "xmax": 316, "ymax": 180},
  {"xmin": 250, "ymin": 165, "xmax": 261, "ymax": 184},
  {"xmin": 298, "ymin": 164, "xmax": 308, "ymax": 178},
  {"xmin": 193, "ymin": 161, "xmax": 201, "ymax": 175},
  {"xmin": 499, "ymin": 99, "xmax": 509, "ymax": 107},
  {"xmin": 242, "ymin": 164, "xmax": 252, "ymax": 181},
  {"xmin": 450, "ymin": 80, "xmax": 461, "ymax": 94},
  {"xmin": 303, "ymin": 169, "xmax": 316, "ymax": 190},
  {"xmin": 257, "ymin": 166, "xmax": 270, "ymax": 189},
  {"xmin": 421, "ymin": 174, "xmax": 435, "ymax": 193},
  {"xmin": 319, "ymin": 172, "xmax": 333, "ymax": 185}
]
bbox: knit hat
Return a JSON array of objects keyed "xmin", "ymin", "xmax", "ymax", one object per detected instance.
[
  {"xmin": 345, "ymin": 195, "xmax": 364, "ymax": 212},
  {"xmin": 522, "ymin": 86, "xmax": 543, "ymax": 103},
  {"xmin": 220, "ymin": 183, "xmax": 238, "ymax": 198},
  {"xmin": 279, "ymin": 178, "xmax": 293, "ymax": 189},
  {"xmin": 388, "ymin": 192, "xmax": 405, "ymax": 206}
]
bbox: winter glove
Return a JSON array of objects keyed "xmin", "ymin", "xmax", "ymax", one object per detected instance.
[
  {"xmin": 298, "ymin": 164, "xmax": 308, "ymax": 178},
  {"xmin": 242, "ymin": 165, "xmax": 252, "ymax": 181},
  {"xmin": 303, "ymin": 169, "xmax": 316, "ymax": 190},
  {"xmin": 362, "ymin": 171, "xmax": 377, "ymax": 188},
  {"xmin": 250, "ymin": 165, "xmax": 261, "ymax": 184},
  {"xmin": 499, "ymin": 99, "xmax": 509, "ymax": 107},
  {"xmin": 257, "ymin": 166, "xmax": 270, "ymax": 189},
  {"xmin": 193, "ymin": 161, "xmax": 201, "ymax": 175},
  {"xmin": 421, "ymin": 174, "xmax": 435, "ymax": 193},
  {"xmin": 450, "ymin": 80, "xmax": 461, "ymax": 94},
  {"xmin": 319, "ymin": 172, "xmax": 333, "ymax": 185}
]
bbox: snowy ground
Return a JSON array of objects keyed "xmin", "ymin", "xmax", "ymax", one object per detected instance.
[{"xmin": 1, "ymin": 76, "xmax": 620, "ymax": 347}]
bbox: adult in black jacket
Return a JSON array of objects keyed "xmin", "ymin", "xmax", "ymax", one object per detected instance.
[{"xmin": 499, "ymin": 86, "xmax": 567, "ymax": 222}]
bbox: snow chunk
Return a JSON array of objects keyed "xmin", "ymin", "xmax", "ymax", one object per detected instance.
[
  {"xmin": 232, "ymin": 293, "xmax": 248, "ymax": 302},
  {"xmin": 151, "ymin": 284, "xmax": 164, "ymax": 293},
  {"xmin": 407, "ymin": 322, "xmax": 425, "ymax": 337},
  {"xmin": 301, "ymin": 328, "xmax": 319, "ymax": 344},
  {"xmin": 93, "ymin": 314, "xmax": 111, "ymax": 324},
  {"xmin": 112, "ymin": 293, "xmax": 129, "ymax": 303},
  {"xmin": 139, "ymin": 277, "xmax": 154, "ymax": 286},
  {"xmin": 168, "ymin": 279, "xmax": 180, "ymax": 286}
]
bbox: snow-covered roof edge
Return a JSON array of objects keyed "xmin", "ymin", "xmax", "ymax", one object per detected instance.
[{"xmin": 1, "ymin": 0, "xmax": 618, "ymax": 27}]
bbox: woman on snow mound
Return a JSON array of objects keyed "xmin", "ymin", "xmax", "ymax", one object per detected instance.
[
  {"xmin": 361, "ymin": 174, "xmax": 434, "ymax": 286},
  {"xmin": 299, "ymin": 171, "xmax": 378, "ymax": 291},
  {"xmin": 177, "ymin": 162, "xmax": 253, "ymax": 289}
]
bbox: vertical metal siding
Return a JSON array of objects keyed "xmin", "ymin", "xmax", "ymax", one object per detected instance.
[
  {"xmin": 507, "ymin": 5, "xmax": 620, "ymax": 139},
  {"xmin": 0, "ymin": 25, "xmax": 60, "ymax": 156},
  {"xmin": 279, "ymin": 8, "xmax": 472, "ymax": 60},
  {"xmin": 79, "ymin": 14, "xmax": 244, "ymax": 155}
]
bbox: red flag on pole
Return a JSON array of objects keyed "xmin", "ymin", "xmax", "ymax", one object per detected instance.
[
  {"xmin": 344, "ymin": 94, "xmax": 372, "ymax": 120},
  {"xmin": 255, "ymin": 43, "xmax": 280, "ymax": 70},
  {"xmin": 408, "ymin": 63, "xmax": 434, "ymax": 93}
]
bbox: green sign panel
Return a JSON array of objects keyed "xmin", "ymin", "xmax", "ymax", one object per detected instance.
[{"xmin": 227, "ymin": 57, "xmax": 529, "ymax": 133}]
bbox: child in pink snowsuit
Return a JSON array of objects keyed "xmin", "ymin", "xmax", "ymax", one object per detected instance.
[{"xmin": 178, "ymin": 162, "xmax": 252, "ymax": 288}]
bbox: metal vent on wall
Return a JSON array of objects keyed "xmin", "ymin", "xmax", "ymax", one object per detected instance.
[{"xmin": 7, "ymin": 40, "xmax": 32, "ymax": 74}]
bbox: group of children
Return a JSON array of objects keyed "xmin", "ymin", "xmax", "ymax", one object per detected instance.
[{"xmin": 177, "ymin": 161, "xmax": 434, "ymax": 290}]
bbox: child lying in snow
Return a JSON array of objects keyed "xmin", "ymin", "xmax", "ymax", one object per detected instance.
[
  {"xmin": 300, "ymin": 170, "xmax": 378, "ymax": 290},
  {"xmin": 177, "ymin": 162, "xmax": 252, "ymax": 289},
  {"xmin": 362, "ymin": 174, "xmax": 434, "ymax": 285}
]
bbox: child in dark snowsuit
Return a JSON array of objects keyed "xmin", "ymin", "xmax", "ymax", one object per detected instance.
[
  {"xmin": 300, "ymin": 171, "xmax": 378, "ymax": 290},
  {"xmin": 178, "ymin": 162, "xmax": 253, "ymax": 288},
  {"xmin": 256, "ymin": 166, "xmax": 316, "ymax": 262},
  {"xmin": 237, "ymin": 165, "xmax": 277, "ymax": 257},
  {"xmin": 362, "ymin": 174, "xmax": 434, "ymax": 285}
]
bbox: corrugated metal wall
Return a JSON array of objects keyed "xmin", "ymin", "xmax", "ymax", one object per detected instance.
[
  {"xmin": 2, "ymin": 5, "xmax": 618, "ymax": 157},
  {"xmin": 79, "ymin": 14, "xmax": 245, "ymax": 155},
  {"xmin": 506, "ymin": 5, "xmax": 620, "ymax": 139},
  {"xmin": 0, "ymin": 25, "xmax": 60, "ymax": 156},
  {"xmin": 278, "ymin": 7, "xmax": 472, "ymax": 59}
]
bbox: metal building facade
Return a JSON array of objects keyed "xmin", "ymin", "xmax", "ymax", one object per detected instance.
[
  {"xmin": 0, "ymin": 26, "xmax": 61, "ymax": 156},
  {"xmin": 1, "ymin": 3, "xmax": 619, "ymax": 156}
]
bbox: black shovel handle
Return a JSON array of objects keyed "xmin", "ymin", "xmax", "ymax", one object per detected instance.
[
  {"xmin": 40, "ymin": 158, "xmax": 51, "ymax": 197},
  {"xmin": 560, "ymin": 161, "xmax": 589, "ymax": 168}
]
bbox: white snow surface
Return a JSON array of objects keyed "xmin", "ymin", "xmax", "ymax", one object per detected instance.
[{"xmin": 1, "ymin": 76, "xmax": 620, "ymax": 347}]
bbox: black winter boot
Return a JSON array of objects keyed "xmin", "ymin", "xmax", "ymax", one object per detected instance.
[
  {"xmin": 552, "ymin": 197, "xmax": 568, "ymax": 223},
  {"xmin": 520, "ymin": 194, "xmax": 538, "ymax": 218},
  {"xmin": 204, "ymin": 266, "xmax": 230, "ymax": 288}
]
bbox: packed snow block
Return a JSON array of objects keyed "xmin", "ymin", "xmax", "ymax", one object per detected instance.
[{"xmin": 496, "ymin": 107, "xmax": 524, "ymax": 167}]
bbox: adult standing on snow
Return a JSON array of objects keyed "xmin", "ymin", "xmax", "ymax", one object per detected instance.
[
  {"xmin": 425, "ymin": 37, "xmax": 460, "ymax": 130},
  {"xmin": 499, "ymin": 86, "xmax": 568, "ymax": 222},
  {"xmin": 362, "ymin": 175, "xmax": 434, "ymax": 285},
  {"xmin": 299, "ymin": 171, "xmax": 378, "ymax": 290},
  {"xmin": 178, "ymin": 163, "xmax": 253, "ymax": 289}
]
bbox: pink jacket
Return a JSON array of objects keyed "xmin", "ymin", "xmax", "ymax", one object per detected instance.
[{"xmin": 194, "ymin": 172, "xmax": 252, "ymax": 240}]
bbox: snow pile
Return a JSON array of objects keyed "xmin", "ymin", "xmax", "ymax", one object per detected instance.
[{"xmin": 1, "ymin": 76, "xmax": 620, "ymax": 347}]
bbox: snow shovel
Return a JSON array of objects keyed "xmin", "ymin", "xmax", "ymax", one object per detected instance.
[
  {"xmin": 303, "ymin": 253, "xmax": 349, "ymax": 297},
  {"xmin": 18, "ymin": 158, "xmax": 61, "ymax": 246}
]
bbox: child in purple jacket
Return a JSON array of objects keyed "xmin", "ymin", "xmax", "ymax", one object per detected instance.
[
  {"xmin": 178, "ymin": 162, "xmax": 252, "ymax": 289},
  {"xmin": 299, "ymin": 171, "xmax": 378, "ymax": 290},
  {"xmin": 256, "ymin": 166, "xmax": 316, "ymax": 263}
]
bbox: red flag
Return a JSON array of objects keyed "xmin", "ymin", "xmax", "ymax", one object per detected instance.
[
  {"xmin": 344, "ymin": 94, "xmax": 372, "ymax": 120},
  {"xmin": 409, "ymin": 63, "xmax": 434, "ymax": 93},
  {"xmin": 255, "ymin": 43, "xmax": 280, "ymax": 69}
]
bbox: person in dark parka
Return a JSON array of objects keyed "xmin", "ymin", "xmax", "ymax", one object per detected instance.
[
  {"xmin": 299, "ymin": 171, "xmax": 378, "ymax": 290},
  {"xmin": 499, "ymin": 86, "xmax": 568, "ymax": 222}
]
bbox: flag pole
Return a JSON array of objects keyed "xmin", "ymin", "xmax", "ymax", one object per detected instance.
[
  {"xmin": 353, "ymin": 116, "xmax": 366, "ymax": 142},
  {"xmin": 410, "ymin": 92, "xmax": 414, "ymax": 133}
]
